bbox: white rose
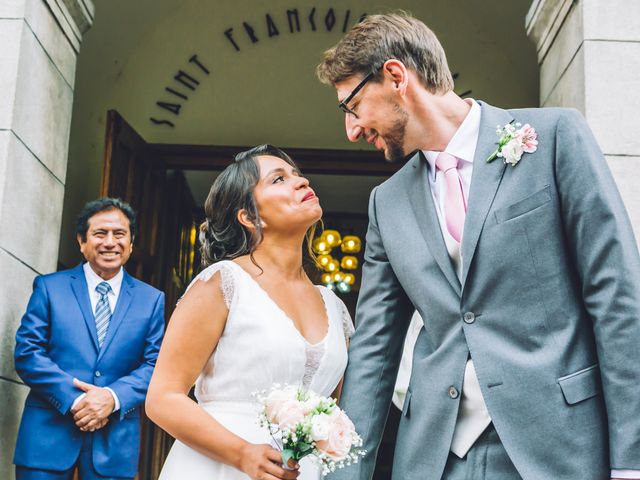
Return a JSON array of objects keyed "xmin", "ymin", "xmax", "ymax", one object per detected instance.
[
  {"xmin": 500, "ymin": 139, "xmax": 524, "ymax": 165},
  {"xmin": 302, "ymin": 393, "xmax": 322, "ymax": 414},
  {"xmin": 310, "ymin": 413, "xmax": 331, "ymax": 441}
]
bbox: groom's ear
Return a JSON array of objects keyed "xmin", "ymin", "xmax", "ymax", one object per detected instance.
[{"xmin": 383, "ymin": 59, "xmax": 409, "ymax": 94}]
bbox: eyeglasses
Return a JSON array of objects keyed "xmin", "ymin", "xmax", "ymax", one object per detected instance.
[{"xmin": 338, "ymin": 67, "xmax": 381, "ymax": 118}]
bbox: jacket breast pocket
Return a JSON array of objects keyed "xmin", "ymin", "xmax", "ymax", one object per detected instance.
[
  {"xmin": 558, "ymin": 364, "xmax": 601, "ymax": 405},
  {"xmin": 494, "ymin": 185, "xmax": 551, "ymax": 224}
]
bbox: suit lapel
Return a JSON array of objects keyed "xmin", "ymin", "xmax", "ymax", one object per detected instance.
[
  {"xmin": 407, "ymin": 151, "xmax": 461, "ymax": 295},
  {"xmin": 460, "ymin": 102, "xmax": 513, "ymax": 287},
  {"xmin": 97, "ymin": 270, "xmax": 134, "ymax": 360},
  {"xmin": 70, "ymin": 264, "xmax": 100, "ymax": 352}
]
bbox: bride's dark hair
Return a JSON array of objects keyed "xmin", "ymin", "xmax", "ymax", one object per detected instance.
[{"xmin": 199, "ymin": 144, "xmax": 319, "ymax": 267}]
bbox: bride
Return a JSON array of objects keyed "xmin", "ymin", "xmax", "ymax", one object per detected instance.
[{"xmin": 146, "ymin": 145, "xmax": 354, "ymax": 480}]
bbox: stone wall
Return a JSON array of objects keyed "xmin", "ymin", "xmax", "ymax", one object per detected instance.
[
  {"xmin": 0, "ymin": 1, "xmax": 93, "ymax": 478},
  {"xmin": 527, "ymin": 0, "xmax": 640, "ymax": 241}
]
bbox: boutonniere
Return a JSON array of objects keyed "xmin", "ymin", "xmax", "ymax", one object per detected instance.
[{"xmin": 487, "ymin": 121, "xmax": 538, "ymax": 166}]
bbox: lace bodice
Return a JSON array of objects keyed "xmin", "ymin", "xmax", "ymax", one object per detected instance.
[{"xmin": 183, "ymin": 260, "xmax": 354, "ymax": 403}]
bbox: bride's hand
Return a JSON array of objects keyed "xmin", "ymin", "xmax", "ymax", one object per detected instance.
[{"xmin": 238, "ymin": 443, "xmax": 300, "ymax": 480}]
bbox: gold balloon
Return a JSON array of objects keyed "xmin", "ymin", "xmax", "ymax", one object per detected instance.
[
  {"xmin": 322, "ymin": 229, "xmax": 342, "ymax": 248},
  {"xmin": 313, "ymin": 238, "xmax": 331, "ymax": 255},
  {"xmin": 317, "ymin": 254, "xmax": 333, "ymax": 268},
  {"xmin": 321, "ymin": 273, "xmax": 333, "ymax": 284},
  {"xmin": 332, "ymin": 271, "xmax": 344, "ymax": 283},
  {"xmin": 341, "ymin": 256, "xmax": 359, "ymax": 270},
  {"xmin": 325, "ymin": 258, "xmax": 340, "ymax": 272},
  {"xmin": 341, "ymin": 235, "xmax": 362, "ymax": 253},
  {"xmin": 343, "ymin": 273, "xmax": 356, "ymax": 285}
]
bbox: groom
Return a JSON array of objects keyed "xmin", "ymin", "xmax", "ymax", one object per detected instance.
[{"xmin": 317, "ymin": 13, "xmax": 640, "ymax": 480}]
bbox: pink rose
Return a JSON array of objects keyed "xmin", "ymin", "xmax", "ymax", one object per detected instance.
[
  {"xmin": 265, "ymin": 387, "xmax": 297, "ymax": 423},
  {"xmin": 315, "ymin": 408, "xmax": 356, "ymax": 461},
  {"xmin": 276, "ymin": 399, "xmax": 307, "ymax": 431},
  {"xmin": 516, "ymin": 124, "xmax": 538, "ymax": 153}
]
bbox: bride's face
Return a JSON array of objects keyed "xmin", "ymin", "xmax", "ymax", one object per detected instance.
[{"xmin": 252, "ymin": 155, "xmax": 322, "ymax": 232}]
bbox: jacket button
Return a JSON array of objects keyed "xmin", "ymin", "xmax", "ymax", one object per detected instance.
[
  {"xmin": 463, "ymin": 312, "xmax": 475, "ymax": 324},
  {"xmin": 95, "ymin": 371, "xmax": 102, "ymax": 377},
  {"xmin": 448, "ymin": 386, "xmax": 459, "ymax": 399}
]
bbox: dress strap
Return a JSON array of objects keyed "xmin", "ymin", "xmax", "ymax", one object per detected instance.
[
  {"xmin": 180, "ymin": 261, "xmax": 237, "ymax": 309},
  {"xmin": 331, "ymin": 292, "xmax": 355, "ymax": 339}
]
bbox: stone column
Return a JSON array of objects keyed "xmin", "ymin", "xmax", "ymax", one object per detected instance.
[
  {"xmin": 0, "ymin": 1, "xmax": 93, "ymax": 477},
  {"xmin": 526, "ymin": 0, "xmax": 640, "ymax": 240}
]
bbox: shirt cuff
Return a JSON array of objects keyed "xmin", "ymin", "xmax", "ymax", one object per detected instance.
[
  {"xmin": 105, "ymin": 387, "xmax": 120, "ymax": 412},
  {"xmin": 611, "ymin": 469, "xmax": 640, "ymax": 478},
  {"xmin": 71, "ymin": 393, "xmax": 86, "ymax": 411}
]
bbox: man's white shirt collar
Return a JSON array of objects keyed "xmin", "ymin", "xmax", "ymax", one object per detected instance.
[
  {"xmin": 423, "ymin": 98, "xmax": 481, "ymax": 181},
  {"xmin": 83, "ymin": 262, "xmax": 124, "ymax": 299}
]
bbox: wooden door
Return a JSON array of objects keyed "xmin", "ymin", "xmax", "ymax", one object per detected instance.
[
  {"xmin": 101, "ymin": 110, "xmax": 167, "ymax": 287},
  {"xmin": 161, "ymin": 170, "xmax": 200, "ymax": 310},
  {"xmin": 101, "ymin": 110, "xmax": 170, "ymax": 480}
]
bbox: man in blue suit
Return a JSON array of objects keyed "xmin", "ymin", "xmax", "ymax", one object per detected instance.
[{"xmin": 14, "ymin": 198, "xmax": 165, "ymax": 480}]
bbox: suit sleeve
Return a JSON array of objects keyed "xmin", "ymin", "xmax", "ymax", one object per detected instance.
[
  {"xmin": 555, "ymin": 109, "xmax": 640, "ymax": 468},
  {"xmin": 108, "ymin": 291, "xmax": 165, "ymax": 420},
  {"xmin": 14, "ymin": 276, "xmax": 79, "ymax": 415},
  {"xmin": 331, "ymin": 186, "xmax": 414, "ymax": 480}
]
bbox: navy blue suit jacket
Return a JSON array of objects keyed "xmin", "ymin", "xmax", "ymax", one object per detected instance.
[{"xmin": 14, "ymin": 264, "xmax": 165, "ymax": 477}]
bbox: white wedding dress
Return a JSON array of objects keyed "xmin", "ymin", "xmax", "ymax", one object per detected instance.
[{"xmin": 158, "ymin": 260, "xmax": 354, "ymax": 480}]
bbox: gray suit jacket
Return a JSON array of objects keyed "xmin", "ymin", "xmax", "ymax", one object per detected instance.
[{"xmin": 334, "ymin": 102, "xmax": 640, "ymax": 480}]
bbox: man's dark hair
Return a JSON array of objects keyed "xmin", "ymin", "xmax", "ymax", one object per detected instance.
[{"xmin": 76, "ymin": 197, "xmax": 137, "ymax": 242}]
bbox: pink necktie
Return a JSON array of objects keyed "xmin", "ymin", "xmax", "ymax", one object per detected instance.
[{"xmin": 436, "ymin": 152, "xmax": 467, "ymax": 243}]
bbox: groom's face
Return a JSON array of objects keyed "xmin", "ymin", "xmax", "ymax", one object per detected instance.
[{"xmin": 335, "ymin": 74, "xmax": 410, "ymax": 163}]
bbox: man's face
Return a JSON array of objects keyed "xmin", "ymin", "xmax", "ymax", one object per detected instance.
[
  {"xmin": 335, "ymin": 74, "xmax": 410, "ymax": 162},
  {"xmin": 77, "ymin": 209, "xmax": 133, "ymax": 280}
]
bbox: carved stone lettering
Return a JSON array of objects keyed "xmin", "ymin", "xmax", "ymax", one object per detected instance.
[
  {"xmin": 151, "ymin": 6, "xmax": 370, "ymax": 128},
  {"xmin": 189, "ymin": 54, "xmax": 210, "ymax": 74},
  {"xmin": 342, "ymin": 9, "xmax": 351, "ymax": 32},
  {"xmin": 174, "ymin": 70, "xmax": 200, "ymax": 91},
  {"xmin": 308, "ymin": 7, "xmax": 316, "ymax": 31},
  {"xmin": 224, "ymin": 28, "xmax": 240, "ymax": 51},
  {"xmin": 165, "ymin": 87, "xmax": 188, "ymax": 100},
  {"xmin": 266, "ymin": 14, "xmax": 280, "ymax": 37},
  {"xmin": 287, "ymin": 9, "xmax": 300, "ymax": 33},
  {"xmin": 325, "ymin": 8, "xmax": 336, "ymax": 31},
  {"xmin": 243, "ymin": 21, "xmax": 259, "ymax": 43},
  {"xmin": 156, "ymin": 101, "xmax": 182, "ymax": 115},
  {"xmin": 150, "ymin": 117, "xmax": 175, "ymax": 128}
]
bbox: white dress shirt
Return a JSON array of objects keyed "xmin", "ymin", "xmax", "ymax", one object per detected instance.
[
  {"xmin": 84, "ymin": 262, "xmax": 124, "ymax": 315},
  {"xmin": 421, "ymin": 99, "xmax": 638, "ymax": 478},
  {"xmin": 423, "ymin": 99, "xmax": 491, "ymax": 458},
  {"xmin": 71, "ymin": 263, "xmax": 123, "ymax": 412}
]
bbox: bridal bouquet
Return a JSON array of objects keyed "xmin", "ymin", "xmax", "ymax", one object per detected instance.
[{"xmin": 255, "ymin": 385, "xmax": 365, "ymax": 475}]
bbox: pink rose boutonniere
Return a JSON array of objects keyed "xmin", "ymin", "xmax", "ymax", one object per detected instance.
[{"xmin": 487, "ymin": 121, "xmax": 538, "ymax": 166}]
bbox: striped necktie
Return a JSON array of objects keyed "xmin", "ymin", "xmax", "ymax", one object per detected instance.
[{"xmin": 95, "ymin": 281, "xmax": 112, "ymax": 347}]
